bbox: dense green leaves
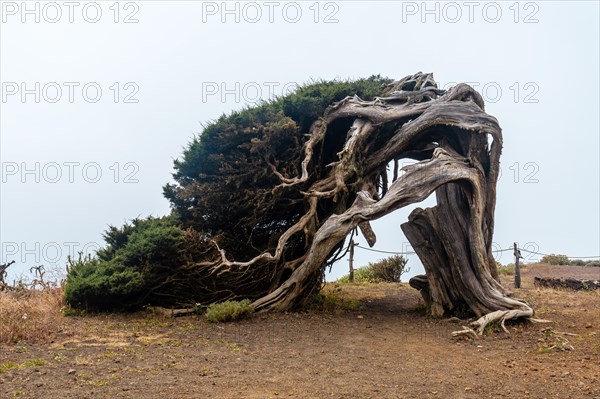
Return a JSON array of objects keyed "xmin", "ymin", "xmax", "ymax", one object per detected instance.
[
  {"xmin": 65, "ymin": 76, "xmax": 391, "ymax": 309},
  {"xmin": 164, "ymin": 76, "xmax": 390, "ymax": 259},
  {"xmin": 64, "ymin": 217, "xmax": 189, "ymax": 309},
  {"xmin": 338, "ymin": 255, "xmax": 410, "ymax": 283},
  {"xmin": 205, "ymin": 299, "xmax": 254, "ymax": 323}
]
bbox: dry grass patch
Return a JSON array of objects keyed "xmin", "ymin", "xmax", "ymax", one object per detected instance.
[{"xmin": 0, "ymin": 288, "xmax": 65, "ymax": 343}]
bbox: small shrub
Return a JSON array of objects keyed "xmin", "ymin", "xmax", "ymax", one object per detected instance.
[
  {"xmin": 569, "ymin": 259, "xmax": 587, "ymax": 266},
  {"xmin": 586, "ymin": 260, "xmax": 600, "ymax": 267},
  {"xmin": 569, "ymin": 259, "xmax": 600, "ymax": 267},
  {"xmin": 64, "ymin": 216, "xmax": 188, "ymax": 310},
  {"xmin": 370, "ymin": 255, "xmax": 410, "ymax": 282},
  {"xmin": 205, "ymin": 299, "xmax": 254, "ymax": 323},
  {"xmin": 338, "ymin": 255, "xmax": 409, "ymax": 283},
  {"xmin": 540, "ymin": 254, "xmax": 570, "ymax": 265},
  {"xmin": 338, "ymin": 265, "xmax": 378, "ymax": 283},
  {"xmin": 497, "ymin": 262, "xmax": 529, "ymax": 276}
]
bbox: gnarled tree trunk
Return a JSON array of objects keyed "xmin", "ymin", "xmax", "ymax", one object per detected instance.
[
  {"xmin": 248, "ymin": 73, "xmax": 534, "ymax": 333},
  {"xmin": 175, "ymin": 73, "xmax": 536, "ymax": 334}
]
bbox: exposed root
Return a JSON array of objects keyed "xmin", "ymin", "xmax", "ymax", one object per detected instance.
[
  {"xmin": 529, "ymin": 318, "xmax": 553, "ymax": 324},
  {"xmin": 452, "ymin": 307, "xmax": 552, "ymax": 336},
  {"xmin": 469, "ymin": 309, "xmax": 533, "ymax": 335},
  {"xmin": 451, "ymin": 326, "xmax": 478, "ymax": 339}
]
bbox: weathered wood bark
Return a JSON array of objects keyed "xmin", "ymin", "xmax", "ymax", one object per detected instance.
[{"xmin": 186, "ymin": 72, "xmax": 535, "ymax": 333}]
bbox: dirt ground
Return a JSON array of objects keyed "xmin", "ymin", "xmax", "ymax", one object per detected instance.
[{"xmin": 1, "ymin": 263, "xmax": 599, "ymax": 399}]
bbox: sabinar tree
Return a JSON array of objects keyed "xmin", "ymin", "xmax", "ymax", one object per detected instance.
[{"xmin": 65, "ymin": 72, "xmax": 539, "ymax": 333}]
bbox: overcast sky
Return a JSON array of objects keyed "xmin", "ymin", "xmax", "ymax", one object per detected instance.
[{"xmin": 1, "ymin": 0, "xmax": 598, "ymax": 283}]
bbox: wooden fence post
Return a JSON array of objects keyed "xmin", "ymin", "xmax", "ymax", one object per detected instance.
[
  {"xmin": 349, "ymin": 240, "xmax": 355, "ymax": 283},
  {"xmin": 514, "ymin": 242, "xmax": 522, "ymax": 288}
]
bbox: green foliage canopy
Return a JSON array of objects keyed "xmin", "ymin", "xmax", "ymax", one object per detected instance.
[
  {"xmin": 164, "ymin": 76, "xmax": 390, "ymax": 259},
  {"xmin": 65, "ymin": 76, "xmax": 391, "ymax": 309}
]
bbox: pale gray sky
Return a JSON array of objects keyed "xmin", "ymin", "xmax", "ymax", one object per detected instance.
[{"xmin": 1, "ymin": 1, "xmax": 599, "ymax": 282}]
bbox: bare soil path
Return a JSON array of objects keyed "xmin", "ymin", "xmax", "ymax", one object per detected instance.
[{"xmin": 1, "ymin": 264, "xmax": 599, "ymax": 398}]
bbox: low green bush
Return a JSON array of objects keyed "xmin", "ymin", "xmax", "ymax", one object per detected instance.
[
  {"xmin": 338, "ymin": 266, "xmax": 378, "ymax": 283},
  {"xmin": 338, "ymin": 255, "xmax": 409, "ymax": 283},
  {"xmin": 205, "ymin": 300, "xmax": 254, "ymax": 323},
  {"xmin": 540, "ymin": 254, "xmax": 570, "ymax": 265},
  {"xmin": 539, "ymin": 254, "xmax": 600, "ymax": 267},
  {"xmin": 569, "ymin": 259, "xmax": 600, "ymax": 267},
  {"xmin": 569, "ymin": 259, "xmax": 587, "ymax": 266},
  {"xmin": 64, "ymin": 216, "xmax": 188, "ymax": 309},
  {"xmin": 370, "ymin": 255, "xmax": 409, "ymax": 282},
  {"xmin": 497, "ymin": 262, "xmax": 527, "ymax": 276},
  {"xmin": 586, "ymin": 260, "xmax": 600, "ymax": 267}
]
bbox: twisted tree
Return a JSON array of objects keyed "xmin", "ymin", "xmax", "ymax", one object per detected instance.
[{"xmin": 67, "ymin": 73, "xmax": 537, "ymax": 332}]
